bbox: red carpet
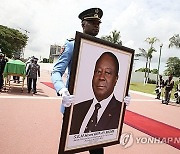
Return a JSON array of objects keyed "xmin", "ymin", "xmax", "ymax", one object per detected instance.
[
  {"xmin": 124, "ymin": 110, "xmax": 180, "ymax": 150},
  {"xmin": 41, "ymin": 82, "xmax": 54, "ymax": 89},
  {"xmin": 41, "ymin": 81, "xmax": 180, "ymax": 150}
]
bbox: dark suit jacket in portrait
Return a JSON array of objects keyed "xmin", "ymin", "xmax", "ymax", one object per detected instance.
[{"xmin": 69, "ymin": 95, "xmax": 122, "ymax": 135}]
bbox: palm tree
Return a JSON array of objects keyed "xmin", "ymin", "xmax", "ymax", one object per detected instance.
[
  {"xmin": 136, "ymin": 37, "xmax": 158, "ymax": 84},
  {"xmin": 144, "ymin": 37, "xmax": 159, "ymax": 82},
  {"xmin": 101, "ymin": 30, "xmax": 122, "ymax": 45},
  {"xmin": 169, "ymin": 34, "xmax": 180, "ymax": 49},
  {"xmin": 146, "ymin": 47, "xmax": 157, "ymax": 82},
  {"xmin": 135, "ymin": 48, "xmax": 149, "ymax": 84}
]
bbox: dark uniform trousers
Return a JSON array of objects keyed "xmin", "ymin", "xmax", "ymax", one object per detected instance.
[
  {"xmin": 27, "ymin": 78, "xmax": 37, "ymax": 92},
  {"xmin": 89, "ymin": 148, "xmax": 104, "ymax": 154},
  {"xmin": 0, "ymin": 74, "xmax": 3, "ymax": 89}
]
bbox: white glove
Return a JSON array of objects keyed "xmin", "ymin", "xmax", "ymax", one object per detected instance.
[
  {"xmin": 124, "ymin": 94, "xmax": 131, "ymax": 106},
  {"xmin": 59, "ymin": 88, "xmax": 75, "ymax": 107}
]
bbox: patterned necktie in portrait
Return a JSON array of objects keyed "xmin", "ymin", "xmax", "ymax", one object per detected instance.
[{"xmin": 84, "ymin": 103, "xmax": 101, "ymax": 133}]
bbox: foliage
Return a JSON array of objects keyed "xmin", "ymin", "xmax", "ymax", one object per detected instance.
[
  {"xmin": 145, "ymin": 37, "xmax": 159, "ymax": 46},
  {"xmin": 135, "ymin": 67, "xmax": 150, "ymax": 72},
  {"xmin": 147, "ymin": 79, "xmax": 156, "ymax": 84},
  {"xmin": 101, "ymin": 30, "xmax": 122, "ymax": 45},
  {"xmin": 136, "ymin": 37, "xmax": 158, "ymax": 84},
  {"xmin": 169, "ymin": 34, "xmax": 180, "ymax": 48},
  {"xmin": 164, "ymin": 57, "xmax": 180, "ymax": 77},
  {"xmin": 0, "ymin": 25, "xmax": 28, "ymax": 58},
  {"xmin": 135, "ymin": 68, "xmax": 158, "ymax": 75},
  {"xmin": 151, "ymin": 69, "xmax": 158, "ymax": 74},
  {"xmin": 43, "ymin": 58, "xmax": 50, "ymax": 63}
]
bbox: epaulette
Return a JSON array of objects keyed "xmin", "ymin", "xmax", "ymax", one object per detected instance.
[{"xmin": 67, "ymin": 38, "xmax": 75, "ymax": 42}]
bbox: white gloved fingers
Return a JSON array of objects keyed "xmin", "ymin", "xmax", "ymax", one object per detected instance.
[
  {"xmin": 62, "ymin": 101, "xmax": 71, "ymax": 107},
  {"xmin": 124, "ymin": 94, "xmax": 131, "ymax": 106},
  {"xmin": 59, "ymin": 88, "xmax": 70, "ymax": 97},
  {"xmin": 64, "ymin": 89, "xmax": 70, "ymax": 96},
  {"xmin": 62, "ymin": 95, "xmax": 75, "ymax": 107}
]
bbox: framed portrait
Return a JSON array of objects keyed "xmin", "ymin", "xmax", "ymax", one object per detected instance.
[{"xmin": 58, "ymin": 31, "xmax": 134, "ymax": 153}]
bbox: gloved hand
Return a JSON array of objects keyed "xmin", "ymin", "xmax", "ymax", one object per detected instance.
[
  {"xmin": 124, "ymin": 94, "xmax": 131, "ymax": 106},
  {"xmin": 59, "ymin": 88, "xmax": 75, "ymax": 107}
]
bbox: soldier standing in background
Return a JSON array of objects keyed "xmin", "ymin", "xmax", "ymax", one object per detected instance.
[
  {"xmin": 174, "ymin": 78, "xmax": 180, "ymax": 104},
  {"xmin": 163, "ymin": 75, "xmax": 174, "ymax": 105},
  {"xmin": 0, "ymin": 52, "xmax": 8, "ymax": 92},
  {"xmin": 155, "ymin": 75, "xmax": 164, "ymax": 99},
  {"xmin": 26, "ymin": 58, "xmax": 40, "ymax": 94}
]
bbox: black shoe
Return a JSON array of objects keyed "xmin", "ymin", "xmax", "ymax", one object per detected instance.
[{"xmin": 33, "ymin": 91, "xmax": 37, "ymax": 94}]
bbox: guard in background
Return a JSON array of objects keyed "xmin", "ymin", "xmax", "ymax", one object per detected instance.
[
  {"xmin": 26, "ymin": 58, "xmax": 40, "ymax": 94},
  {"xmin": 174, "ymin": 78, "xmax": 180, "ymax": 104},
  {"xmin": 163, "ymin": 75, "xmax": 174, "ymax": 105},
  {"xmin": 0, "ymin": 53, "xmax": 8, "ymax": 91},
  {"xmin": 26, "ymin": 57, "xmax": 34, "ymax": 87},
  {"xmin": 155, "ymin": 75, "xmax": 164, "ymax": 99}
]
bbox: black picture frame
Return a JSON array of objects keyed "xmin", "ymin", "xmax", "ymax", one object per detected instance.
[{"xmin": 58, "ymin": 31, "xmax": 134, "ymax": 154}]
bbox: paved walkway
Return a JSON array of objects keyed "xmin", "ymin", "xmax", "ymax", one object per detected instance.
[{"xmin": 0, "ymin": 67, "xmax": 179, "ymax": 154}]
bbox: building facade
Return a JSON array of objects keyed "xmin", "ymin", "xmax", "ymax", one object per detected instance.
[{"xmin": 49, "ymin": 45, "xmax": 62, "ymax": 63}]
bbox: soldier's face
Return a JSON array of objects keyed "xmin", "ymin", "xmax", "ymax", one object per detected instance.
[
  {"xmin": 92, "ymin": 54, "xmax": 118, "ymax": 102},
  {"xmin": 82, "ymin": 20, "xmax": 100, "ymax": 36}
]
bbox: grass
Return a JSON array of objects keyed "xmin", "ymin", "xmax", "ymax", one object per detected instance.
[
  {"xmin": 130, "ymin": 82, "xmax": 156, "ymax": 95},
  {"xmin": 129, "ymin": 82, "xmax": 176, "ymax": 99}
]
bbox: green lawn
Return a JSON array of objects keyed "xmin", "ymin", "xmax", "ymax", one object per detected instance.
[
  {"xmin": 130, "ymin": 82, "xmax": 156, "ymax": 95},
  {"xmin": 129, "ymin": 82, "xmax": 176, "ymax": 99}
]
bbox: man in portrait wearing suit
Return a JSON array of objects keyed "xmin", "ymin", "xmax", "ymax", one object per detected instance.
[{"xmin": 70, "ymin": 51, "xmax": 123, "ymax": 135}]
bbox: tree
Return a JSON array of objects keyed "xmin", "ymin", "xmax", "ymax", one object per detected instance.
[
  {"xmin": 0, "ymin": 25, "xmax": 28, "ymax": 58},
  {"xmin": 135, "ymin": 67, "xmax": 150, "ymax": 73},
  {"xmin": 135, "ymin": 37, "xmax": 158, "ymax": 84},
  {"xmin": 101, "ymin": 30, "xmax": 122, "ymax": 45},
  {"xmin": 164, "ymin": 57, "xmax": 180, "ymax": 77},
  {"xmin": 169, "ymin": 34, "xmax": 180, "ymax": 49},
  {"xmin": 151, "ymin": 69, "xmax": 158, "ymax": 74},
  {"xmin": 135, "ymin": 46, "xmax": 156, "ymax": 83},
  {"xmin": 135, "ymin": 48, "xmax": 149, "ymax": 83},
  {"xmin": 145, "ymin": 37, "xmax": 158, "ymax": 81}
]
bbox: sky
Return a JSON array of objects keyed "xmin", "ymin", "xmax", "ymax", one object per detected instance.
[{"xmin": 0, "ymin": 0, "xmax": 180, "ymax": 73}]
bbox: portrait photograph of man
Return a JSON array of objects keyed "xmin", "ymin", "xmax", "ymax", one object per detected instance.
[
  {"xmin": 70, "ymin": 52, "xmax": 121, "ymax": 134},
  {"xmin": 65, "ymin": 37, "xmax": 133, "ymax": 150}
]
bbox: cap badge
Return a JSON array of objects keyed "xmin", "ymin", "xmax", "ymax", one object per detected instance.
[{"xmin": 94, "ymin": 14, "xmax": 98, "ymax": 18}]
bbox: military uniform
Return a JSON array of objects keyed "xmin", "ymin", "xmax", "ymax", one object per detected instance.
[
  {"xmin": 174, "ymin": 81, "xmax": 180, "ymax": 104},
  {"xmin": 51, "ymin": 38, "xmax": 74, "ymax": 112},
  {"xmin": 163, "ymin": 77, "xmax": 174, "ymax": 104},
  {"xmin": 155, "ymin": 76, "xmax": 164, "ymax": 99},
  {"xmin": 0, "ymin": 53, "xmax": 8, "ymax": 91},
  {"xmin": 51, "ymin": 8, "xmax": 104, "ymax": 154},
  {"xmin": 26, "ymin": 59, "xmax": 40, "ymax": 94}
]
